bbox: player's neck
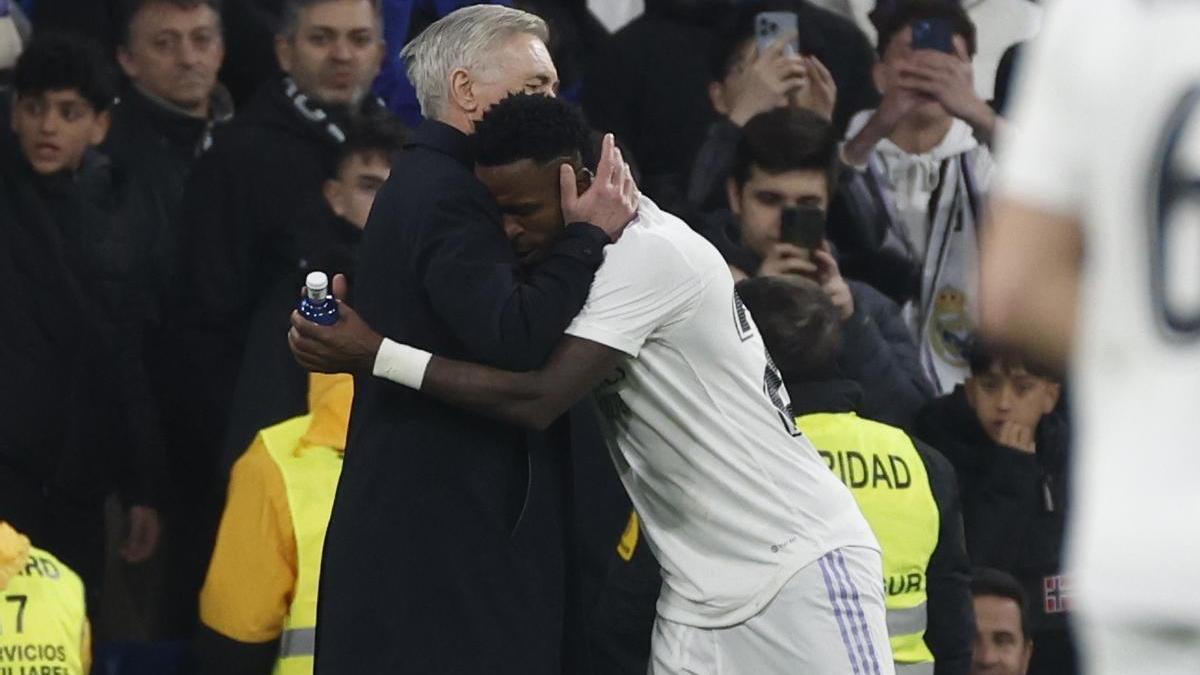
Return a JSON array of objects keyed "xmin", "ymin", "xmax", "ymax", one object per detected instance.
[{"xmin": 889, "ymin": 116, "xmax": 954, "ymax": 156}]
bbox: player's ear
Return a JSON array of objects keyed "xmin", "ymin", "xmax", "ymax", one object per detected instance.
[{"xmin": 576, "ymin": 165, "xmax": 593, "ymax": 197}]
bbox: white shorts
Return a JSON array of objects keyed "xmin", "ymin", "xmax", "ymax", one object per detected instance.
[
  {"xmin": 1082, "ymin": 619, "xmax": 1200, "ymax": 675},
  {"xmin": 649, "ymin": 546, "xmax": 894, "ymax": 675}
]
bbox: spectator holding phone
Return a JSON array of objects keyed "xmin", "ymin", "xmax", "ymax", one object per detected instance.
[
  {"xmin": 685, "ymin": 0, "xmax": 877, "ymax": 211},
  {"xmin": 701, "ymin": 106, "xmax": 932, "ymax": 429},
  {"xmin": 837, "ymin": 0, "xmax": 999, "ymax": 394}
]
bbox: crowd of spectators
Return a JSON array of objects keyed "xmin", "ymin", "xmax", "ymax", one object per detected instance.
[{"xmin": 0, "ymin": 0, "xmax": 1075, "ymax": 674}]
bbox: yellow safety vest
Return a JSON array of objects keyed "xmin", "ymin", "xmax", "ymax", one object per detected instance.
[
  {"xmin": 0, "ymin": 547, "xmax": 87, "ymax": 674},
  {"xmin": 797, "ymin": 412, "xmax": 939, "ymax": 675},
  {"xmin": 260, "ymin": 415, "xmax": 344, "ymax": 675}
]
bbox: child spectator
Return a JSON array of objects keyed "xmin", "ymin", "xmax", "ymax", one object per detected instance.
[
  {"xmin": 916, "ymin": 342, "xmax": 1075, "ymax": 675},
  {"xmin": 838, "ymin": 0, "xmax": 999, "ymax": 393}
]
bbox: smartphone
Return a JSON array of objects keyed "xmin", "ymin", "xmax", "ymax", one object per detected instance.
[
  {"xmin": 780, "ymin": 206, "xmax": 826, "ymax": 250},
  {"xmin": 755, "ymin": 11, "xmax": 800, "ymax": 57},
  {"xmin": 911, "ymin": 17, "xmax": 955, "ymax": 54}
]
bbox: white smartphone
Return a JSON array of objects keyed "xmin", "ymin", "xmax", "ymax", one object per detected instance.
[{"xmin": 755, "ymin": 11, "xmax": 800, "ymax": 57}]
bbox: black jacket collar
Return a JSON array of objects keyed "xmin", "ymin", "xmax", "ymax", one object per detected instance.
[
  {"xmin": 405, "ymin": 119, "xmax": 475, "ymax": 168},
  {"xmin": 117, "ymin": 85, "xmax": 232, "ymax": 155}
]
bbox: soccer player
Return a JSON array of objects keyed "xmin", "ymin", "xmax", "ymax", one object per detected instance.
[
  {"xmin": 978, "ymin": 0, "xmax": 1200, "ymax": 673},
  {"xmin": 289, "ymin": 93, "xmax": 891, "ymax": 674}
]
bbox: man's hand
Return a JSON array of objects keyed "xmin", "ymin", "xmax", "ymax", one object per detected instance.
[
  {"xmin": 841, "ymin": 85, "xmax": 922, "ymax": 167},
  {"xmin": 758, "ymin": 242, "xmax": 818, "ymax": 277},
  {"xmin": 789, "ymin": 55, "xmax": 837, "ymax": 123},
  {"xmin": 725, "ymin": 32, "xmax": 808, "ymax": 126},
  {"xmin": 811, "ymin": 245, "xmax": 854, "ymax": 321},
  {"xmin": 995, "ymin": 421, "xmax": 1037, "ymax": 454},
  {"xmin": 289, "ymin": 274, "xmax": 384, "ymax": 374},
  {"xmin": 561, "ymin": 133, "xmax": 639, "ymax": 242},
  {"xmin": 897, "ymin": 51, "xmax": 997, "ymax": 143},
  {"xmin": 119, "ymin": 505, "xmax": 160, "ymax": 564}
]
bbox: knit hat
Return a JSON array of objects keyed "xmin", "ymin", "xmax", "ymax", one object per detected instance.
[{"xmin": 0, "ymin": 522, "xmax": 31, "ymax": 591}]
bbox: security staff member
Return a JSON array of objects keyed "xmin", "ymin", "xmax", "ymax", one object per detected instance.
[
  {"xmin": 738, "ymin": 275, "xmax": 974, "ymax": 675},
  {"xmin": 0, "ymin": 522, "xmax": 91, "ymax": 675},
  {"xmin": 197, "ymin": 373, "xmax": 351, "ymax": 675}
]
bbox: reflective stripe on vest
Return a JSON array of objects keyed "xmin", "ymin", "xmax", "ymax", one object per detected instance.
[
  {"xmin": 0, "ymin": 547, "xmax": 87, "ymax": 674},
  {"xmin": 797, "ymin": 412, "xmax": 939, "ymax": 668},
  {"xmin": 260, "ymin": 415, "xmax": 344, "ymax": 675},
  {"xmin": 896, "ymin": 662, "xmax": 935, "ymax": 675}
]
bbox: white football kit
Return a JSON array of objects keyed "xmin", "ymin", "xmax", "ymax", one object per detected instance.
[
  {"xmin": 998, "ymin": 0, "xmax": 1200, "ymax": 671},
  {"xmin": 565, "ymin": 196, "xmax": 887, "ymax": 673}
]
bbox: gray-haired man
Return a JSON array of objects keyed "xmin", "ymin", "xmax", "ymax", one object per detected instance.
[{"xmin": 309, "ymin": 5, "xmax": 638, "ymax": 673}]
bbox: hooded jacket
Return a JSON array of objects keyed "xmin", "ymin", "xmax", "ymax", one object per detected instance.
[{"xmin": 836, "ymin": 112, "xmax": 993, "ymax": 393}]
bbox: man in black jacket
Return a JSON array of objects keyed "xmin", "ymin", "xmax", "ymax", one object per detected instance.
[
  {"xmin": 916, "ymin": 343, "xmax": 1075, "ymax": 675},
  {"xmin": 166, "ymin": 0, "xmax": 391, "ymax": 629},
  {"xmin": 302, "ymin": 6, "xmax": 636, "ymax": 673},
  {"xmin": 739, "ymin": 273, "xmax": 974, "ymax": 675},
  {"xmin": 0, "ymin": 33, "xmax": 164, "ymax": 602},
  {"xmin": 704, "ymin": 106, "xmax": 932, "ymax": 428}
]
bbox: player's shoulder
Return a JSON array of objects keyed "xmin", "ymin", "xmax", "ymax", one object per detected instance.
[{"xmin": 608, "ymin": 197, "xmax": 725, "ymax": 272}]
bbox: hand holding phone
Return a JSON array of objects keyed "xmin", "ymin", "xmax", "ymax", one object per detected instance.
[
  {"xmin": 780, "ymin": 206, "xmax": 826, "ymax": 251},
  {"xmin": 755, "ymin": 11, "xmax": 800, "ymax": 57}
]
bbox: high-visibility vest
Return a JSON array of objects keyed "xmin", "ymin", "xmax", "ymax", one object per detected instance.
[
  {"xmin": 260, "ymin": 415, "xmax": 344, "ymax": 675},
  {"xmin": 797, "ymin": 412, "xmax": 939, "ymax": 675},
  {"xmin": 0, "ymin": 547, "xmax": 88, "ymax": 674}
]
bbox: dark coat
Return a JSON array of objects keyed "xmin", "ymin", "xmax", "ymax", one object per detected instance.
[
  {"xmin": 0, "ymin": 136, "xmax": 164, "ymax": 587},
  {"xmin": 915, "ymin": 386, "xmax": 1072, "ymax": 638},
  {"xmin": 313, "ymin": 120, "xmax": 610, "ymax": 674}
]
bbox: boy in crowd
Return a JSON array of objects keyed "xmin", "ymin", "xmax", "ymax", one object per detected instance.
[
  {"xmin": 738, "ymin": 273, "xmax": 973, "ymax": 675},
  {"xmin": 970, "ymin": 568, "xmax": 1034, "ymax": 675},
  {"xmin": 0, "ymin": 32, "xmax": 164, "ymax": 599},
  {"xmin": 916, "ymin": 343, "xmax": 1074, "ymax": 674},
  {"xmin": 838, "ymin": 0, "xmax": 1000, "ymax": 393},
  {"xmin": 705, "ymin": 106, "xmax": 931, "ymax": 428}
]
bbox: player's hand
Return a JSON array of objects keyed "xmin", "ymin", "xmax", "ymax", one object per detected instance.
[
  {"xmin": 789, "ymin": 55, "xmax": 837, "ymax": 122},
  {"xmin": 119, "ymin": 505, "xmax": 161, "ymax": 563},
  {"xmin": 289, "ymin": 276, "xmax": 384, "ymax": 374},
  {"xmin": 896, "ymin": 51, "xmax": 994, "ymax": 132},
  {"xmin": 811, "ymin": 244, "xmax": 854, "ymax": 321},
  {"xmin": 758, "ymin": 242, "xmax": 818, "ymax": 277},
  {"xmin": 996, "ymin": 421, "xmax": 1037, "ymax": 454},
  {"xmin": 726, "ymin": 32, "xmax": 808, "ymax": 126},
  {"xmin": 562, "ymin": 133, "xmax": 639, "ymax": 242}
]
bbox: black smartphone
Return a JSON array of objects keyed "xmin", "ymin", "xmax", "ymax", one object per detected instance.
[
  {"xmin": 780, "ymin": 206, "xmax": 826, "ymax": 250},
  {"xmin": 911, "ymin": 18, "xmax": 955, "ymax": 54},
  {"xmin": 755, "ymin": 11, "xmax": 800, "ymax": 57}
]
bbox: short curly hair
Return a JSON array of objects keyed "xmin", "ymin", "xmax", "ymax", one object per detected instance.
[
  {"xmin": 14, "ymin": 33, "xmax": 117, "ymax": 112},
  {"xmin": 474, "ymin": 93, "xmax": 591, "ymax": 169}
]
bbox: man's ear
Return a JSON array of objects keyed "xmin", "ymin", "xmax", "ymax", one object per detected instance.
[
  {"xmin": 708, "ymin": 81, "xmax": 729, "ymax": 117},
  {"xmin": 871, "ymin": 61, "xmax": 887, "ymax": 97},
  {"xmin": 964, "ymin": 378, "xmax": 978, "ymax": 409},
  {"xmin": 116, "ymin": 47, "xmax": 138, "ymax": 80},
  {"xmin": 449, "ymin": 68, "xmax": 477, "ymax": 115},
  {"xmin": 1041, "ymin": 381, "xmax": 1063, "ymax": 414},
  {"xmin": 726, "ymin": 177, "xmax": 743, "ymax": 216},
  {"xmin": 574, "ymin": 164, "xmax": 592, "ymax": 197},
  {"xmin": 89, "ymin": 110, "xmax": 112, "ymax": 146},
  {"xmin": 274, "ymin": 34, "xmax": 294, "ymax": 74},
  {"xmin": 323, "ymin": 179, "xmax": 345, "ymax": 216}
]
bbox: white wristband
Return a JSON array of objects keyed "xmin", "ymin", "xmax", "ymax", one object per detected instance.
[{"xmin": 372, "ymin": 338, "xmax": 433, "ymax": 390}]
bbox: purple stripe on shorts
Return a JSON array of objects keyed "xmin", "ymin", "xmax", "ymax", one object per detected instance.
[
  {"xmin": 818, "ymin": 553, "xmax": 863, "ymax": 675},
  {"xmin": 826, "ymin": 552, "xmax": 874, "ymax": 672},
  {"xmin": 835, "ymin": 550, "xmax": 883, "ymax": 675}
]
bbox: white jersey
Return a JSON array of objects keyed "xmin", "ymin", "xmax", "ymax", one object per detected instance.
[
  {"xmin": 998, "ymin": 0, "xmax": 1200, "ymax": 623},
  {"xmin": 566, "ymin": 197, "xmax": 877, "ymax": 628}
]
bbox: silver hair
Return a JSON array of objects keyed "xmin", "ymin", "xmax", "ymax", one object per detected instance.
[{"xmin": 399, "ymin": 5, "xmax": 549, "ymax": 119}]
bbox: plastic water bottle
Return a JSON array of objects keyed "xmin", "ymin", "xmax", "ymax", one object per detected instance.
[{"xmin": 298, "ymin": 271, "xmax": 340, "ymax": 326}]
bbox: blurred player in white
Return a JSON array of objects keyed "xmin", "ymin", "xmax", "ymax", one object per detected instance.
[{"xmin": 980, "ymin": 0, "xmax": 1200, "ymax": 673}]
